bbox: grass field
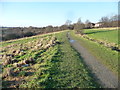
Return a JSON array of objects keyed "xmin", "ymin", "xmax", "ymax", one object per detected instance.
[
  {"xmin": 1, "ymin": 31, "xmax": 100, "ymax": 88},
  {"xmin": 83, "ymin": 28, "xmax": 118, "ymax": 45},
  {"xmin": 70, "ymin": 30, "xmax": 118, "ymax": 75}
]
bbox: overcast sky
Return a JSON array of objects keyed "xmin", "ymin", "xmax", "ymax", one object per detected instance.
[{"xmin": 0, "ymin": 1, "xmax": 118, "ymax": 27}]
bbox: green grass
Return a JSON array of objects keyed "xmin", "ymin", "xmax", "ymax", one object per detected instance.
[
  {"xmin": 19, "ymin": 45, "xmax": 60, "ymax": 88},
  {"xmin": 2, "ymin": 30, "xmax": 100, "ymax": 88},
  {"xmin": 53, "ymin": 31, "xmax": 100, "ymax": 88},
  {"xmin": 70, "ymin": 30, "xmax": 118, "ymax": 75},
  {"xmin": 83, "ymin": 29, "xmax": 118, "ymax": 44},
  {"xmin": 2, "ymin": 34, "xmax": 59, "ymax": 88},
  {"xmin": 0, "ymin": 33, "xmax": 53, "ymax": 47}
]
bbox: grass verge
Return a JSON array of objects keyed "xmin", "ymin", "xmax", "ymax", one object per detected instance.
[
  {"xmin": 52, "ymin": 31, "xmax": 100, "ymax": 88},
  {"xmin": 70, "ymin": 30, "xmax": 118, "ymax": 76}
]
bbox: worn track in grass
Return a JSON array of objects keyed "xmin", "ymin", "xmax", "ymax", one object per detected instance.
[{"xmin": 67, "ymin": 32, "xmax": 118, "ymax": 88}]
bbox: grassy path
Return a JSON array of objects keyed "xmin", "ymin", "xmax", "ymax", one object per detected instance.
[
  {"xmin": 69, "ymin": 31, "xmax": 118, "ymax": 88},
  {"xmin": 70, "ymin": 31, "xmax": 118, "ymax": 75},
  {"xmin": 52, "ymin": 31, "xmax": 100, "ymax": 88}
]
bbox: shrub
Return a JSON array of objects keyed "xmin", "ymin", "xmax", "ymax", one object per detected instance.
[
  {"xmin": 23, "ymin": 32, "xmax": 35, "ymax": 37},
  {"xmin": 4, "ymin": 34, "xmax": 20, "ymax": 40}
]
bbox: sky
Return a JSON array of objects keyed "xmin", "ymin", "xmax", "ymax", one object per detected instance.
[{"xmin": 0, "ymin": 1, "xmax": 118, "ymax": 27}]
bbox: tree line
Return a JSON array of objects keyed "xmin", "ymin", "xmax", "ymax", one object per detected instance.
[
  {"xmin": 99, "ymin": 14, "xmax": 120, "ymax": 27},
  {"xmin": 1, "ymin": 14, "xmax": 119, "ymax": 41}
]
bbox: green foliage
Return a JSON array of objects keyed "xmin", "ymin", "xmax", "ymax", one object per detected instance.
[{"xmin": 6, "ymin": 64, "xmax": 13, "ymax": 68}]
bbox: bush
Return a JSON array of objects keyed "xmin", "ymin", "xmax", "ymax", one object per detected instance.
[
  {"xmin": 23, "ymin": 32, "xmax": 35, "ymax": 37},
  {"xmin": 4, "ymin": 34, "xmax": 20, "ymax": 40}
]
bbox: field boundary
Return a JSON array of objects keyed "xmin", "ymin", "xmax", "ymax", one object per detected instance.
[
  {"xmin": 0, "ymin": 30, "xmax": 69, "ymax": 44},
  {"xmin": 76, "ymin": 33, "xmax": 119, "ymax": 52}
]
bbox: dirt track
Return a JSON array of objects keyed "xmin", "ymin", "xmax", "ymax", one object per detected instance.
[{"xmin": 67, "ymin": 32, "xmax": 118, "ymax": 88}]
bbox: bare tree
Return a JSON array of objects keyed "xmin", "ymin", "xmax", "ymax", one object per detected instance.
[
  {"xmin": 100, "ymin": 14, "xmax": 119, "ymax": 27},
  {"xmin": 45, "ymin": 25, "xmax": 53, "ymax": 33},
  {"xmin": 65, "ymin": 20, "xmax": 72, "ymax": 26},
  {"xmin": 100, "ymin": 16, "xmax": 110, "ymax": 27},
  {"xmin": 74, "ymin": 18, "xmax": 85, "ymax": 34},
  {"xmin": 64, "ymin": 20, "xmax": 72, "ymax": 30},
  {"xmin": 77, "ymin": 18, "xmax": 82, "ymax": 24},
  {"xmin": 85, "ymin": 19, "xmax": 91, "ymax": 29}
]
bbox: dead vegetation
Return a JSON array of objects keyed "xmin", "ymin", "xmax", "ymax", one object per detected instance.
[{"xmin": 1, "ymin": 35, "xmax": 60, "ymax": 88}]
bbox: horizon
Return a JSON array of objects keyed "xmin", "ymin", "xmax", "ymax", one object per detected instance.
[{"xmin": 0, "ymin": 2, "xmax": 118, "ymax": 27}]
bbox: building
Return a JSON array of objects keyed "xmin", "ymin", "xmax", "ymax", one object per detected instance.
[{"xmin": 94, "ymin": 23, "xmax": 102, "ymax": 28}]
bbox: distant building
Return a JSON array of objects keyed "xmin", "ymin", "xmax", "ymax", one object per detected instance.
[
  {"xmin": 80, "ymin": 22, "xmax": 103, "ymax": 29},
  {"xmin": 94, "ymin": 23, "xmax": 102, "ymax": 28},
  {"xmin": 90, "ymin": 23, "xmax": 95, "ymax": 28}
]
